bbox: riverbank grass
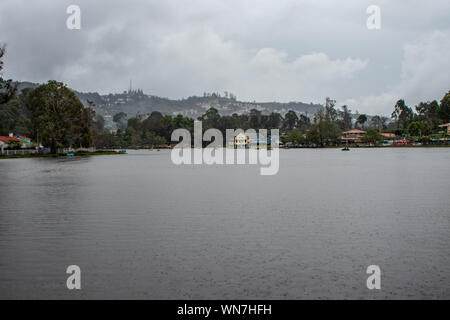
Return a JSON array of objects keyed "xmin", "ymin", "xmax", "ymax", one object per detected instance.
[{"xmin": 0, "ymin": 150, "xmax": 125, "ymax": 159}]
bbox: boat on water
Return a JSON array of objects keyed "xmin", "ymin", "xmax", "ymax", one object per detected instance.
[
  {"xmin": 118, "ymin": 150, "xmax": 127, "ymax": 154},
  {"xmin": 342, "ymin": 146, "xmax": 350, "ymax": 151},
  {"xmin": 59, "ymin": 153, "xmax": 79, "ymax": 159}
]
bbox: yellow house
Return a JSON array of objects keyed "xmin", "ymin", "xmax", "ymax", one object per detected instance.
[{"xmin": 234, "ymin": 133, "xmax": 249, "ymax": 148}]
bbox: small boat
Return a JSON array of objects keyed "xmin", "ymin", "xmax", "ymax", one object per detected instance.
[
  {"xmin": 66, "ymin": 153, "xmax": 75, "ymax": 157},
  {"xmin": 118, "ymin": 150, "xmax": 127, "ymax": 154},
  {"xmin": 342, "ymin": 146, "xmax": 350, "ymax": 151}
]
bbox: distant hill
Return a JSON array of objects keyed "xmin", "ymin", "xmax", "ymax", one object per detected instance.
[
  {"xmin": 16, "ymin": 81, "xmax": 40, "ymax": 92},
  {"xmin": 15, "ymin": 81, "xmax": 323, "ymax": 129}
]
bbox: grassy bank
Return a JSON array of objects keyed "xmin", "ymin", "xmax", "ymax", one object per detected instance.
[{"xmin": 0, "ymin": 150, "xmax": 125, "ymax": 159}]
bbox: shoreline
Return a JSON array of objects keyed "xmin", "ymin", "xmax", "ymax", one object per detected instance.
[
  {"xmin": 1, "ymin": 144, "xmax": 449, "ymax": 159},
  {"xmin": 0, "ymin": 150, "xmax": 125, "ymax": 160}
]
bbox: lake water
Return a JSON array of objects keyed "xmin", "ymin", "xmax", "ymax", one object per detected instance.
[{"xmin": 0, "ymin": 148, "xmax": 449, "ymax": 299}]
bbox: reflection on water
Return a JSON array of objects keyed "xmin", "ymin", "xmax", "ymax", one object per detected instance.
[{"xmin": 0, "ymin": 149, "xmax": 449, "ymax": 299}]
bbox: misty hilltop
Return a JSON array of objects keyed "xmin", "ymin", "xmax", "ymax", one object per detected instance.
[{"xmin": 16, "ymin": 81, "xmax": 323, "ymax": 128}]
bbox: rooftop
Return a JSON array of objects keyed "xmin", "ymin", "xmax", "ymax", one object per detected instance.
[
  {"xmin": 343, "ymin": 129, "xmax": 366, "ymax": 134},
  {"xmin": 0, "ymin": 136, "xmax": 31, "ymax": 143},
  {"xmin": 381, "ymin": 133, "xmax": 396, "ymax": 138}
]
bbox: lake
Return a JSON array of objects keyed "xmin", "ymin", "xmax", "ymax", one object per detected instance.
[{"xmin": 0, "ymin": 148, "xmax": 449, "ymax": 299}]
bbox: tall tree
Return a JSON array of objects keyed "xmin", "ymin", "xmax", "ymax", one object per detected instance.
[
  {"xmin": 198, "ymin": 107, "xmax": 220, "ymax": 129},
  {"xmin": 249, "ymin": 108, "xmax": 262, "ymax": 128},
  {"xmin": 113, "ymin": 112, "xmax": 127, "ymax": 132},
  {"xmin": 408, "ymin": 121, "xmax": 431, "ymax": 136},
  {"xmin": 415, "ymin": 100, "xmax": 440, "ymax": 130},
  {"xmin": 266, "ymin": 112, "xmax": 282, "ymax": 129},
  {"xmin": 337, "ymin": 105, "xmax": 352, "ymax": 131},
  {"xmin": 0, "ymin": 45, "xmax": 17, "ymax": 105},
  {"xmin": 439, "ymin": 91, "xmax": 450, "ymax": 123},
  {"xmin": 325, "ymin": 97, "xmax": 338, "ymax": 121},
  {"xmin": 356, "ymin": 114, "xmax": 368, "ymax": 129},
  {"xmin": 362, "ymin": 129, "xmax": 383, "ymax": 145},
  {"xmin": 27, "ymin": 81, "xmax": 92, "ymax": 153},
  {"xmin": 307, "ymin": 110, "xmax": 341, "ymax": 147},
  {"xmin": 391, "ymin": 99, "xmax": 413, "ymax": 130},
  {"xmin": 369, "ymin": 115, "xmax": 388, "ymax": 131},
  {"xmin": 297, "ymin": 114, "xmax": 311, "ymax": 133},
  {"xmin": 0, "ymin": 45, "xmax": 21, "ymax": 135},
  {"xmin": 283, "ymin": 110, "xmax": 299, "ymax": 131}
]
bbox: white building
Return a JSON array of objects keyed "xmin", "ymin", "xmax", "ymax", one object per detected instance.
[{"xmin": 234, "ymin": 133, "xmax": 248, "ymax": 147}]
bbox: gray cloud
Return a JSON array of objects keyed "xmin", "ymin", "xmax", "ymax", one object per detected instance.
[{"xmin": 0, "ymin": 0, "xmax": 449, "ymax": 114}]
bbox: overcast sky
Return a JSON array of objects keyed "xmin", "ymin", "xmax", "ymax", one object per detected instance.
[{"xmin": 1, "ymin": 0, "xmax": 449, "ymax": 114}]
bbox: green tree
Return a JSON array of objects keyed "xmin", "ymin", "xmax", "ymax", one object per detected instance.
[
  {"xmin": 27, "ymin": 81, "xmax": 92, "ymax": 153},
  {"xmin": 142, "ymin": 111, "xmax": 164, "ymax": 136},
  {"xmin": 369, "ymin": 115, "xmax": 388, "ymax": 131},
  {"xmin": 337, "ymin": 105, "xmax": 352, "ymax": 131},
  {"xmin": 249, "ymin": 109, "xmax": 262, "ymax": 128},
  {"xmin": 85, "ymin": 108, "xmax": 105, "ymax": 147},
  {"xmin": 391, "ymin": 99, "xmax": 414, "ymax": 130},
  {"xmin": 408, "ymin": 121, "xmax": 431, "ymax": 136},
  {"xmin": 283, "ymin": 110, "xmax": 298, "ymax": 131},
  {"xmin": 282, "ymin": 129, "xmax": 305, "ymax": 146},
  {"xmin": 362, "ymin": 129, "xmax": 383, "ymax": 145},
  {"xmin": 439, "ymin": 91, "xmax": 450, "ymax": 123},
  {"xmin": 0, "ymin": 45, "xmax": 25, "ymax": 136},
  {"xmin": 198, "ymin": 107, "xmax": 220, "ymax": 129},
  {"xmin": 356, "ymin": 114, "xmax": 367, "ymax": 129},
  {"xmin": 0, "ymin": 45, "xmax": 17, "ymax": 106},
  {"xmin": 113, "ymin": 112, "xmax": 127, "ymax": 132},
  {"xmin": 266, "ymin": 112, "xmax": 283, "ymax": 129},
  {"xmin": 306, "ymin": 111, "xmax": 341, "ymax": 146},
  {"xmin": 324, "ymin": 97, "xmax": 338, "ymax": 121},
  {"xmin": 297, "ymin": 114, "xmax": 311, "ymax": 133},
  {"xmin": 415, "ymin": 100, "xmax": 440, "ymax": 130}
]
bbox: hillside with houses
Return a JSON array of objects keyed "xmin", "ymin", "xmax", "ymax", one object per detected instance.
[{"xmin": 17, "ymin": 81, "xmax": 323, "ymax": 131}]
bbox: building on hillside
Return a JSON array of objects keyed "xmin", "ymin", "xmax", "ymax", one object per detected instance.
[
  {"xmin": 341, "ymin": 129, "xmax": 366, "ymax": 144},
  {"xmin": 438, "ymin": 123, "xmax": 450, "ymax": 134}
]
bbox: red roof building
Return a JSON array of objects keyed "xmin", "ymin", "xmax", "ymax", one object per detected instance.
[
  {"xmin": 341, "ymin": 129, "xmax": 366, "ymax": 143},
  {"xmin": 380, "ymin": 133, "xmax": 396, "ymax": 139},
  {"xmin": 438, "ymin": 123, "xmax": 450, "ymax": 134},
  {"xmin": 0, "ymin": 136, "xmax": 20, "ymax": 143}
]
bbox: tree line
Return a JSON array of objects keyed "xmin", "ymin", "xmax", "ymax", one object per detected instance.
[
  {"xmin": 1, "ymin": 46, "xmax": 449, "ymax": 151},
  {"xmin": 113, "ymin": 92, "xmax": 449, "ymax": 148}
]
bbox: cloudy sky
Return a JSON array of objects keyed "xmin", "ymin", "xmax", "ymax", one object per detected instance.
[{"xmin": 0, "ymin": 0, "xmax": 449, "ymax": 115}]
